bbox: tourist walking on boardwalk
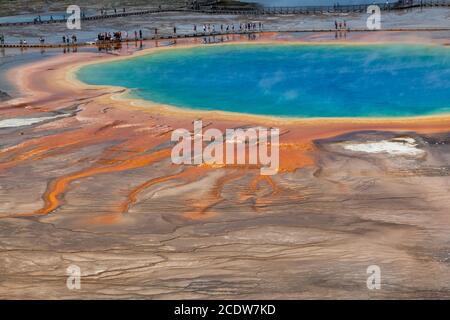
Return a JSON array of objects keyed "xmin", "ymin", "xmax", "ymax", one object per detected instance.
[
  {"xmin": 173, "ymin": 26, "xmax": 177, "ymax": 34},
  {"xmin": 335, "ymin": 20, "xmax": 338, "ymax": 30},
  {"xmin": 0, "ymin": 34, "xmax": 4, "ymax": 45},
  {"xmin": 139, "ymin": 29, "xmax": 143, "ymax": 39},
  {"xmin": 194, "ymin": 25, "xmax": 197, "ymax": 33},
  {"xmin": 134, "ymin": 30, "xmax": 138, "ymax": 40}
]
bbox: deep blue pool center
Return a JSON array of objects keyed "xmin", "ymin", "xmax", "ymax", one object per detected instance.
[{"xmin": 78, "ymin": 44, "xmax": 450, "ymax": 118}]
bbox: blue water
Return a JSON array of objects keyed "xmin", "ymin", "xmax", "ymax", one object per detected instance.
[{"xmin": 78, "ymin": 44, "xmax": 450, "ymax": 118}]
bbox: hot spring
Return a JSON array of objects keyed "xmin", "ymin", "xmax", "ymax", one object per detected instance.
[{"xmin": 77, "ymin": 44, "xmax": 450, "ymax": 118}]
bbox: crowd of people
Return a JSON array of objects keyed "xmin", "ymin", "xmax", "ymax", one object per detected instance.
[
  {"xmin": 193, "ymin": 22, "xmax": 263, "ymax": 34},
  {"xmin": 62, "ymin": 35, "xmax": 78, "ymax": 44},
  {"xmin": 97, "ymin": 32, "xmax": 122, "ymax": 41},
  {"xmin": 334, "ymin": 20, "xmax": 350, "ymax": 31},
  {"xmin": 334, "ymin": 20, "xmax": 350, "ymax": 39},
  {"xmin": 97, "ymin": 29, "xmax": 144, "ymax": 42},
  {"xmin": 92, "ymin": 21, "xmax": 261, "ymax": 44}
]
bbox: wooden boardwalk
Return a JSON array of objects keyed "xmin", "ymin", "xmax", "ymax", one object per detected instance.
[
  {"xmin": 1, "ymin": 28, "xmax": 449, "ymax": 49},
  {"xmin": 0, "ymin": 8, "xmax": 186, "ymax": 27},
  {"xmin": 1, "ymin": 0, "xmax": 449, "ymax": 27},
  {"xmin": 200, "ymin": 0, "xmax": 450, "ymax": 15}
]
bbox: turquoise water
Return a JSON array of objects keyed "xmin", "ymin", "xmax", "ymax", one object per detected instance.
[{"xmin": 78, "ymin": 44, "xmax": 450, "ymax": 118}]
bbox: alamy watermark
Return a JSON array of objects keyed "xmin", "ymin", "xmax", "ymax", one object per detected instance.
[
  {"xmin": 366, "ymin": 265, "xmax": 381, "ymax": 290},
  {"xmin": 66, "ymin": 5, "xmax": 81, "ymax": 30},
  {"xmin": 367, "ymin": 5, "xmax": 381, "ymax": 30},
  {"xmin": 66, "ymin": 264, "xmax": 81, "ymax": 290},
  {"xmin": 171, "ymin": 121, "xmax": 279, "ymax": 175}
]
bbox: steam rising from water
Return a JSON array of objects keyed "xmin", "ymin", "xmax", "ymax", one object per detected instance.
[{"xmin": 78, "ymin": 44, "xmax": 450, "ymax": 118}]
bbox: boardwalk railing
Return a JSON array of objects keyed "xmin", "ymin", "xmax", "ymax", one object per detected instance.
[
  {"xmin": 0, "ymin": 0, "xmax": 448, "ymax": 27},
  {"xmin": 2, "ymin": 27, "xmax": 450, "ymax": 49},
  {"xmin": 0, "ymin": 30, "xmax": 262, "ymax": 48},
  {"xmin": 199, "ymin": 0, "xmax": 450, "ymax": 14},
  {"xmin": 0, "ymin": 7, "xmax": 186, "ymax": 27}
]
